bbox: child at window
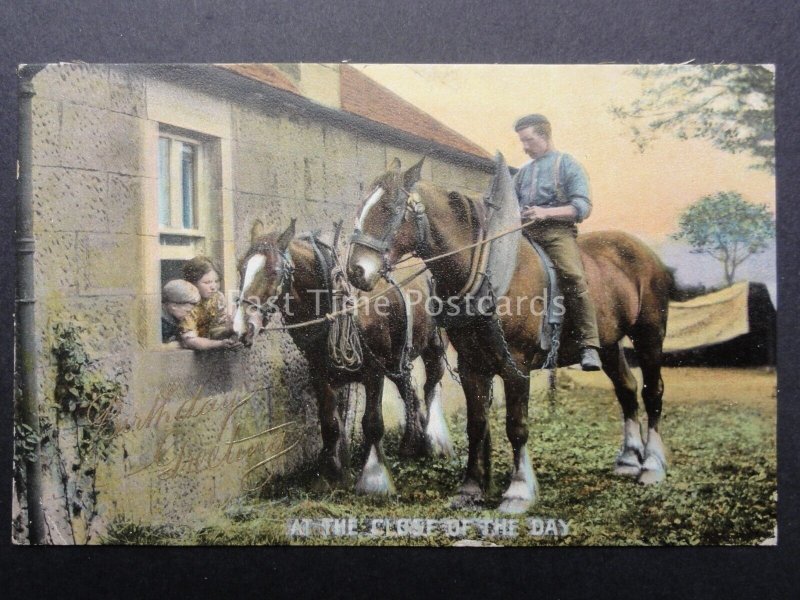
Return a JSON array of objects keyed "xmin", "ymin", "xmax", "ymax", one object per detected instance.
[
  {"xmin": 180, "ymin": 256, "xmax": 241, "ymax": 351},
  {"xmin": 161, "ymin": 279, "xmax": 200, "ymax": 345}
]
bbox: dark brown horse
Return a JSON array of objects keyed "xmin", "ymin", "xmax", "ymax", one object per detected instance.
[
  {"xmin": 347, "ymin": 158, "xmax": 672, "ymax": 512},
  {"xmin": 233, "ymin": 219, "xmax": 452, "ymax": 494}
]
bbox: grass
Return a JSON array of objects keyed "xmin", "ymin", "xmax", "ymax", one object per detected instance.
[{"xmin": 103, "ymin": 367, "xmax": 777, "ymax": 546}]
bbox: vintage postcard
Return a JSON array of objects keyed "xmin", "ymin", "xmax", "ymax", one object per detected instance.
[{"xmin": 12, "ymin": 63, "xmax": 776, "ymax": 546}]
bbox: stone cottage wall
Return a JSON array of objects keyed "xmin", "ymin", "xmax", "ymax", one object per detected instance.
[{"xmin": 16, "ymin": 63, "xmax": 491, "ymax": 543}]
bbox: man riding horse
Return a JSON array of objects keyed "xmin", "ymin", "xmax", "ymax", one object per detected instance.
[{"xmin": 513, "ymin": 113, "xmax": 602, "ymax": 371}]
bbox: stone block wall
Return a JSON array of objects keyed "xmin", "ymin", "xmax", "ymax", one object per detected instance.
[{"xmin": 17, "ymin": 63, "xmax": 492, "ymax": 542}]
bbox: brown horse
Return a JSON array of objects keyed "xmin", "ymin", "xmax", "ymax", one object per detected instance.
[
  {"xmin": 233, "ymin": 219, "xmax": 452, "ymax": 495},
  {"xmin": 347, "ymin": 158, "xmax": 673, "ymax": 513}
]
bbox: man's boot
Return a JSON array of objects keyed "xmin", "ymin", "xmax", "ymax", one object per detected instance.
[{"xmin": 580, "ymin": 347, "xmax": 602, "ymax": 371}]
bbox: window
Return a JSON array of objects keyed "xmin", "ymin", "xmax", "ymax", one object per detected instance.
[
  {"xmin": 155, "ymin": 126, "xmax": 223, "ymax": 345},
  {"xmin": 158, "ymin": 135, "xmax": 198, "ymax": 231},
  {"xmin": 157, "ymin": 128, "xmax": 214, "ymax": 287},
  {"xmin": 141, "ymin": 83, "xmax": 234, "ymax": 350}
]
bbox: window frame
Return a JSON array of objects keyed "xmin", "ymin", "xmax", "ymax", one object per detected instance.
[
  {"xmin": 157, "ymin": 127, "xmax": 212, "ymax": 262},
  {"xmin": 141, "ymin": 80, "xmax": 236, "ymax": 351}
]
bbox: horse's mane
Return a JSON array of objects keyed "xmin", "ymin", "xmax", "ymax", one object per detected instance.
[{"xmin": 445, "ymin": 189, "xmax": 487, "ymax": 234}]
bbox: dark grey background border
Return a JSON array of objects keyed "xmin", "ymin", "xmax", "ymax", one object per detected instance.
[{"xmin": 1, "ymin": 1, "xmax": 797, "ymax": 597}]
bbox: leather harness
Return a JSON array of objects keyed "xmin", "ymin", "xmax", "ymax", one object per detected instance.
[{"xmin": 350, "ymin": 182, "xmax": 562, "ymax": 340}]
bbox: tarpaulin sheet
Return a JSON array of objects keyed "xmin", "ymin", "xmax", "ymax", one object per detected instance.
[{"xmin": 624, "ymin": 281, "xmax": 750, "ymax": 352}]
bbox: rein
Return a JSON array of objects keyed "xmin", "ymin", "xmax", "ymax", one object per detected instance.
[
  {"xmin": 394, "ymin": 218, "xmax": 532, "ymax": 270},
  {"xmin": 255, "ymin": 222, "xmax": 532, "ymax": 333},
  {"xmin": 390, "ymin": 194, "xmax": 530, "ymax": 283},
  {"xmin": 399, "ymin": 189, "xmax": 486, "ymax": 298},
  {"xmin": 352, "ymin": 187, "xmax": 557, "ymax": 377},
  {"xmin": 253, "ymin": 203, "xmax": 533, "ymax": 333},
  {"xmin": 256, "ymin": 263, "xmax": 429, "ymax": 332}
]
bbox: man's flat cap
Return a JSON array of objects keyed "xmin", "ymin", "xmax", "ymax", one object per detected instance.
[{"xmin": 514, "ymin": 114, "xmax": 550, "ymax": 131}]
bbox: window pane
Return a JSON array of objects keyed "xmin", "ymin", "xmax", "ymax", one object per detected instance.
[
  {"xmin": 181, "ymin": 142, "xmax": 196, "ymax": 229},
  {"xmin": 158, "ymin": 137, "xmax": 171, "ymax": 226}
]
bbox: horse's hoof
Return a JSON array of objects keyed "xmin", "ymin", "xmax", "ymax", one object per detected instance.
[
  {"xmin": 398, "ymin": 438, "xmax": 428, "ymax": 459},
  {"xmin": 637, "ymin": 451, "xmax": 666, "ymax": 485},
  {"xmin": 425, "ymin": 388, "xmax": 454, "ymax": 457},
  {"xmin": 427, "ymin": 439, "xmax": 454, "ymax": 459},
  {"xmin": 450, "ymin": 481, "xmax": 484, "ymax": 510},
  {"xmin": 498, "ymin": 497, "xmax": 530, "ymax": 514},
  {"xmin": 397, "ymin": 444, "xmax": 414, "ymax": 458},
  {"xmin": 450, "ymin": 493, "xmax": 484, "ymax": 510},
  {"xmin": 614, "ymin": 464, "xmax": 642, "ymax": 477},
  {"xmin": 638, "ymin": 467, "xmax": 666, "ymax": 485},
  {"xmin": 355, "ymin": 446, "xmax": 395, "ymax": 495},
  {"xmin": 318, "ymin": 457, "xmax": 345, "ymax": 486},
  {"xmin": 501, "ymin": 449, "xmax": 538, "ymax": 511},
  {"xmin": 426, "ymin": 422, "xmax": 455, "ymax": 458},
  {"xmin": 309, "ymin": 475, "xmax": 333, "ymax": 493},
  {"xmin": 613, "ymin": 445, "xmax": 644, "ymax": 477},
  {"xmin": 355, "ymin": 469, "xmax": 395, "ymax": 495},
  {"xmin": 637, "ymin": 457, "xmax": 666, "ymax": 485}
]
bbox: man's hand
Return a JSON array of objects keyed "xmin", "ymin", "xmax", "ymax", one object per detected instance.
[
  {"xmin": 522, "ymin": 204, "xmax": 578, "ymax": 224},
  {"xmin": 521, "ymin": 205, "xmax": 550, "ymax": 223}
]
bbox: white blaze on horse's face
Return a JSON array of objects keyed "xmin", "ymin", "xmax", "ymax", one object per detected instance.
[
  {"xmin": 357, "ymin": 186, "xmax": 385, "ymax": 229},
  {"xmin": 350, "ymin": 186, "xmax": 387, "ymax": 290},
  {"xmin": 233, "ymin": 254, "xmax": 267, "ymax": 339}
]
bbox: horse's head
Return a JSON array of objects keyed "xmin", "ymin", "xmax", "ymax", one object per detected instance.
[
  {"xmin": 347, "ymin": 157, "xmax": 425, "ymax": 291},
  {"xmin": 233, "ymin": 219, "xmax": 296, "ymax": 347}
]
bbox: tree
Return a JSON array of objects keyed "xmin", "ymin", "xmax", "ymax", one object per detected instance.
[
  {"xmin": 611, "ymin": 64, "xmax": 774, "ymax": 174},
  {"xmin": 672, "ymin": 191, "xmax": 774, "ymax": 286}
]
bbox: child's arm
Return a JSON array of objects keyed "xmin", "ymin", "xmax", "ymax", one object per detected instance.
[
  {"xmin": 180, "ymin": 302, "xmax": 241, "ymax": 350},
  {"xmin": 181, "ymin": 335, "xmax": 241, "ymax": 351}
]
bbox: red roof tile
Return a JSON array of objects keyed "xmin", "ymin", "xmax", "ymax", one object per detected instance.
[
  {"xmin": 220, "ymin": 63, "xmax": 301, "ymax": 95},
  {"xmin": 218, "ymin": 63, "xmax": 490, "ymax": 159},
  {"xmin": 339, "ymin": 65, "xmax": 490, "ymax": 158}
]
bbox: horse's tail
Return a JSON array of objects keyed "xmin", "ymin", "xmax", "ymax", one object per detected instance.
[{"xmin": 665, "ymin": 266, "xmax": 682, "ymax": 302}]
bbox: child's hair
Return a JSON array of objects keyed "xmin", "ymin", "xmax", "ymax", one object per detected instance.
[
  {"xmin": 182, "ymin": 256, "xmax": 220, "ymax": 283},
  {"xmin": 162, "ymin": 279, "xmax": 200, "ymax": 304},
  {"xmin": 182, "ymin": 256, "xmax": 221, "ymax": 285}
]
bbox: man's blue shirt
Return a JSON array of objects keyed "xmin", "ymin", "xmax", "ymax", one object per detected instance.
[{"xmin": 513, "ymin": 150, "xmax": 592, "ymax": 222}]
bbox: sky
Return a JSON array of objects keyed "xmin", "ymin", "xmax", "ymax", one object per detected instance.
[{"xmin": 351, "ymin": 64, "xmax": 776, "ymax": 298}]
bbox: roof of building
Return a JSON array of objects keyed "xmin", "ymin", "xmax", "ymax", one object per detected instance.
[
  {"xmin": 221, "ymin": 63, "xmax": 301, "ymax": 95},
  {"xmin": 338, "ymin": 65, "xmax": 490, "ymax": 158},
  {"xmin": 218, "ymin": 63, "xmax": 490, "ymax": 160}
]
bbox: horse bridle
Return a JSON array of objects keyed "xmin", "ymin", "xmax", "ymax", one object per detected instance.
[
  {"xmin": 350, "ymin": 185, "xmax": 410, "ymax": 252},
  {"xmin": 351, "ymin": 184, "xmax": 488, "ymax": 300},
  {"xmin": 349, "ymin": 184, "xmax": 432, "ymax": 275},
  {"xmin": 237, "ymin": 243, "xmax": 295, "ymax": 319}
]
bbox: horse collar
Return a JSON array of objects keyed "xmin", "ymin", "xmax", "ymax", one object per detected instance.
[
  {"xmin": 405, "ymin": 191, "xmax": 433, "ymax": 257},
  {"xmin": 406, "ymin": 190, "xmax": 425, "ymax": 214},
  {"xmin": 278, "ymin": 249, "xmax": 294, "ymax": 295},
  {"xmin": 407, "ymin": 189, "xmax": 487, "ymax": 300}
]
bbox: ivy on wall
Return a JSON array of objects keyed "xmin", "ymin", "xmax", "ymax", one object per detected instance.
[
  {"xmin": 52, "ymin": 323, "xmax": 122, "ymax": 462},
  {"xmin": 44, "ymin": 322, "xmax": 126, "ymax": 543}
]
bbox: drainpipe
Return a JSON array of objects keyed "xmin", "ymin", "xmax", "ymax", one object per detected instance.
[{"xmin": 16, "ymin": 64, "xmax": 46, "ymax": 544}]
